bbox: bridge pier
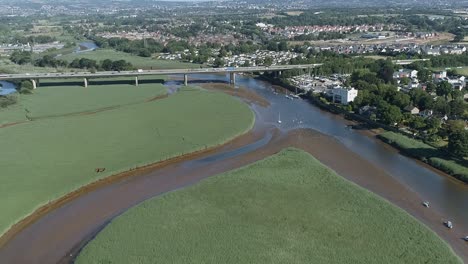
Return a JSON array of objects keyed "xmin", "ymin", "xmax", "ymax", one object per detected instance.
[
  {"xmin": 229, "ymin": 72, "xmax": 236, "ymax": 85},
  {"xmin": 184, "ymin": 74, "xmax": 188, "ymax": 86},
  {"xmin": 83, "ymin": 78, "xmax": 88, "ymax": 88},
  {"xmin": 135, "ymin": 76, "xmax": 139, "ymax": 86},
  {"xmin": 31, "ymin": 79, "xmax": 37, "ymax": 89}
]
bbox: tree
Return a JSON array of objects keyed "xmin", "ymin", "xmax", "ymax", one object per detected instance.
[
  {"xmin": 448, "ymin": 130, "xmax": 468, "ymax": 157},
  {"xmin": 400, "ymin": 77, "xmax": 410, "ymax": 85},
  {"xmin": 409, "ymin": 89, "xmax": 433, "ymax": 110},
  {"xmin": 426, "ymin": 82, "xmax": 436, "ymax": 93},
  {"xmin": 10, "ymin": 50, "xmax": 32, "ymax": 65},
  {"xmin": 19, "ymin": 80, "xmax": 34, "ymax": 94},
  {"xmin": 450, "ymin": 89, "xmax": 463, "ymax": 100},
  {"xmin": 408, "ymin": 116, "xmax": 426, "ymax": 132},
  {"xmin": 101, "ymin": 59, "xmax": 113, "ymax": 71},
  {"xmin": 449, "ymin": 99, "xmax": 466, "ymax": 117},
  {"xmin": 378, "ymin": 103, "xmax": 403, "ymax": 125},
  {"xmin": 213, "ymin": 57, "xmax": 225, "ymax": 68},
  {"xmin": 376, "ymin": 59, "xmax": 395, "ymax": 83},
  {"xmin": 264, "ymin": 57, "xmax": 273, "ymax": 66},
  {"xmin": 391, "ymin": 92, "xmax": 411, "ymax": 109},
  {"xmin": 425, "ymin": 118, "xmax": 441, "ymax": 136},
  {"xmin": 436, "ymin": 81, "xmax": 452, "ymax": 100},
  {"xmin": 433, "ymin": 97, "xmax": 450, "ymax": 116},
  {"xmin": 417, "ymin": 68, "xmax": 432, "ymax": 83}
]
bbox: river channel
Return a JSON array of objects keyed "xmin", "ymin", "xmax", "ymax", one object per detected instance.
[{"xmin": 0, "ymin": 73, "xmax": 466, "ymax": 263}]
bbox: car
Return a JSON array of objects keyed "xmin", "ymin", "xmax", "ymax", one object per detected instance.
[
  {"xmin": 444, "ymin": 221, "xmax": 453, "ymax": 229},
  {"xmin": 422, "ymin": 201, "xmax": 429, "ymax": 208},
  {"xmin": 464, "ymin": 236, "xmax": 468, "ymax": 241}
]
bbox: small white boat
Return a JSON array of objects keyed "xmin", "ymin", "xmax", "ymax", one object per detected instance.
[
  {"xmin": 444, "ymin": 221, "xmax": 453, "ymax": 229},
  {"xmin": 422, "ymin": 201, "xmax": 429, "ymax": 208},
  {"xmin": 285, "ymin": 95, "xmax": 290, "ymax": 99},
  {"xmin": 291, "ymin": 94, "xmax": 300, "ymax": 99},
  {"xmin": 278, "ymin": 112, "xmax": 282, "ymax": 124}
]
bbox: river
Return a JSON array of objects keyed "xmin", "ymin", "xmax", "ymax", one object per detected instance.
[
  {"xmin": 0, "ymin": 81, "xmax": 17, "ymax": 96},
  {"xmin": 0, "ymin": 73, "xmax": 466, "ymax": 263},
  {"xmin": 197, "ymin": 73, "xmax": 468, "ymax": 224}
]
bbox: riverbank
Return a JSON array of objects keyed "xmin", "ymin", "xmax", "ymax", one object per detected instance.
[
  {"xmin": 76, "ymin": 148, "xmax": 462, "ymax": 264},
  {"xmin": 378, "ymin": 131, "xmax": 468, "ymax": 183},
  {"xmin": 261, "ymin": 75, "xmax": 468, "ymax": 184}
]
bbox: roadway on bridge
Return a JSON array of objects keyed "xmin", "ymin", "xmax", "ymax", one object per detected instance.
[{"xmin": 0, "ymin": 64, "xmax": 322, "ymax": 81}]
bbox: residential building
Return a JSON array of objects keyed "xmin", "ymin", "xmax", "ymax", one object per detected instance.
[
  {"xmin": 332, "ymin": 86, "xmax": 358, "ymax": 105},
  {"xmin": 404, "ymin": 106, "xmax": 420, "ymax": 115}
]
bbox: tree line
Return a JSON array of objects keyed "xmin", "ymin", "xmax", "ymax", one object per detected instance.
[{"xmin": 9, "ymin": 50, "xmax": 134, "ymax": 71}]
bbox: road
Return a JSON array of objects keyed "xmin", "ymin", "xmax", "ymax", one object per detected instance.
[{"xmin": 0, "ymin": 64, "xmax": 322, "ymax": 81}]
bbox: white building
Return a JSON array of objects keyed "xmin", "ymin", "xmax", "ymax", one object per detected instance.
[
  {"xmin": 332, "ymin": 87, "xmax": 358, "ymax": 105},
  {"xmin": 394, "ymin": 69, "xmax": 418, "ymax": 79}
]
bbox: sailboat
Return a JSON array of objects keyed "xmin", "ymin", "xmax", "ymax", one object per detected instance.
[{"xmin": 278, "ymin": 112, "xmax": 282, "ymax": 124}]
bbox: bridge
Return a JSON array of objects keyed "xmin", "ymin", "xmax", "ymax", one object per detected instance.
[
  {"xmin": 0, "ymin": 64, "xmax": 322, "ymax": 89},
  {"xmin": 393, "ymin": 59, "xmax": 430, "ymax": 65}
]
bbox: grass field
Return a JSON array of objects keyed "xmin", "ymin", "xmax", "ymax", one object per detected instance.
[
  {"xmin": 76, "ymin": 148, "xmax": 461, "ymax": 264},
  {"xmin": 0, "ymin": 77, "xmax": 167, "ymax": 125},
  {"xmin": 378, "ymin": 132, "xmax": 468, "ymax": 183},
  {"xmin": 432, "ymin": 66, "xmax": 468, "ymax": 76},
  {"xmin": 0, "ymin": 87, "xmax": 254, "ymax": 237},
  {"xmin": 59, "ymin": 49, "xmax": 200, "ymax": 70}
]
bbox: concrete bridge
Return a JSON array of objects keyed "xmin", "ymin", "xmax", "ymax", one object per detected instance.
[
  {"xmin": 0, "ymin": 64, "xmax": 322, "ymax": 89},
  {"xmin": 393, "ymin": 59, "xmax": 430, "ymax": 65}
]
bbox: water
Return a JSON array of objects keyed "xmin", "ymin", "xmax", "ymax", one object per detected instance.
[
  {"xmin": 182, "ymin": 73, "xmax": 468, "ymax": 225},
  {"xmin": 74, "ymin": 42, "xmax": 98, "ymax": 53},
  {"xmin": 0, "ymin": 81, "xmax": 17, "ymax": 96}
]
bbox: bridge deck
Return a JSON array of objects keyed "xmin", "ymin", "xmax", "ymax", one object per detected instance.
[{"xmin": 0, "ymin": 64, "xmax": 322, "ymax": 81}]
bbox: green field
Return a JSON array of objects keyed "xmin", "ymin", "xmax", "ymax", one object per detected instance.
[
  {"xmin": 378, "ymin": 131, "xmax": 468, "ymax": 183},
  {"xmin": 0, "ymin": 87, "xmax": 254, "ymax": 237},
  {"xmin": 0, "ymin": 78, "xmax": 167, "ymax": 125},
  {"xmin": 76, "ymin": 148, "xmax": 461, "ymax": 264},
  {"xmin": 432, "ymin": 66, "xmax": 468, "ymax": 76},
  {"xmin": 60, "ymin": 49, "xmax": 200, "ymax": 69}
]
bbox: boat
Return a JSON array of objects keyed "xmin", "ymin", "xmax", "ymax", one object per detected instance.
[
  {"xmin": 444, "ymin": 221, "xmax": 453, "ymax": 229},
  {"xmin": 464, "ymin": 236, "xmax": 468, "ymax": 241},
  {"xmin": 277, "ymin": 112, "xmax": 282, "ymax": 124},
  {"xmin": 422, "ymin": 201, "xmax": 429, "ymax": 208},
  {"xmin": 291, "ymin": 94, "xmax": 300, "ymax": 99}
]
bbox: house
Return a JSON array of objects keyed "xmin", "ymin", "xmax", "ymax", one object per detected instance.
[
  {"xmin": 419, "ymin": 109, "xmax": 433, "ymax": 118},
  {"xmin": 359, "ymin": 105, "xmax": 377, "ymax": 117},
  {"xmin": 432, "ymin": 71, "xmax": 447, "ymax": 79},
  {"xmin": 407, "ymin": 81, "xmax": 420, "ymax": 90},
  {"xmin": 422, "ymin": 46, "xmax": 440, "ymax": 56},
  {"xmin": 394, "ymin": 69, "xmax": 418, "ymax": 79},
  {"xmin": 404, "ymin": 106, "xmax": 420, "ymax": 115},
  {"xmin": 332, "ymin": 86, "xmax": 358, "ymax": 105},
  {"xmin": 444, "ymin": 76, "xmax": 466, "ymax": 90}
]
